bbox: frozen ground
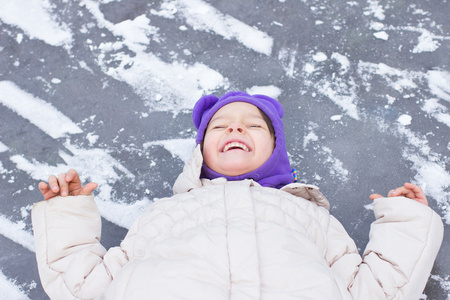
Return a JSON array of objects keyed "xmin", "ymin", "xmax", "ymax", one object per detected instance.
[{"xmin": 0, "ymin": 0, "xmax": 449, "ymax": 299}]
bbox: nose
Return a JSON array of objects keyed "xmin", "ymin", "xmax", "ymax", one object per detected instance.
[{"xmin": 226, "ymin": 123, "xmax": 245, "ymax": 134}]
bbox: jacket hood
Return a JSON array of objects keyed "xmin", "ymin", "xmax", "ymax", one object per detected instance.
[{"xmin": 173, "ymin": 145, "xmax": 330, "ymax": 210}]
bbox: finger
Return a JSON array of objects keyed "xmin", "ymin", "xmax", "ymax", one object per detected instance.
[
  {"xmin": 38, "ymin": 182, "xmax": 52, "ymax": 198},
  {"xmin": 388, "ymin": 190, "xmax": 396, "ymax": 197},
  {"xmin": 38, "ymin": 181, "xmax": 49, "ymax": 193},
  {"xmin": 389, "ymin": 187, "xmax": 414, "ymax": 198},
  {"xmin": 389, "ymin": 187, "xmax": 404, "ymax": 197},
  {"xmin": 39, "ymin": 181, "xmax": 59, "ymax": 200},
  {"xmin": 389, "ymin": 184, "xmax": 429, "ymax": 206},
  {"xmin": 404, "ymin": 182, "xmax": 426, "ymax": 199},
  {"xmin": 65, "ymin": 169, "xmax": 80, "ymax": 183},
  {"xmin": 415, "ymin": 197, "xmax": 429, "ymax": 206},
  {"xmin": 369, "ymin": 193, "xmax": 383, "ymax": 200},
  {"xmin": 391, "ymin": 186, "xmax": 417, "ymax": 199},
  {"xmin": 48, "ymin": 175, "xmax": 60, "ymax": 194},
  {"xmin": 57, "ymin": 173, "xmax": 69, "ymax": 196},
  {"xmin": 404, "ymin": 183, "xmax": 428, "ymax": 206},
  {"xmin": 80, "ymin": 182, "xmax": 98, "ymax": 196},
  {"xmin": 370, "ymin": 194, "xmax": 381, "ymax": 200}
]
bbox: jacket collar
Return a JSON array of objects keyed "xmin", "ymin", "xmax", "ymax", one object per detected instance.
[{"xmin": 172, "ymin": 145, "xmax": 330, "ymax": 210}]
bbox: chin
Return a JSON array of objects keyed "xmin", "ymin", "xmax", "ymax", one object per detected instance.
[{"xmin": 220, "ymin": 166, "xmax": 254, "ymax": 177}]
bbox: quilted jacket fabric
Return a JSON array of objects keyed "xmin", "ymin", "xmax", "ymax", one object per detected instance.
[{"xmin": 32, "ymin": 146, "xmax": 444, "ymax": 299}]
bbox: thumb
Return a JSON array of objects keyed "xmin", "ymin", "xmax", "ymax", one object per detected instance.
[
  {"xmin": 370, "ymin": 193, "xmax": 383, "ymax": 200},
  {"xmin": 80, "ymin": 182, "xmax": 98, "ymax": 196}
]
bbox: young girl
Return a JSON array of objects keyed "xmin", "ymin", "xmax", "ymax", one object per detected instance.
[{"xmin": 33, "ymin": 91, "xmax": 443, "ymax": 299}]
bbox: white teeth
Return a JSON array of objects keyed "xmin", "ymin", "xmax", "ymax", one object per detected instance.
[{"xmin": 223, "ymin": 142, "xmax": 249, "ymax": 152}]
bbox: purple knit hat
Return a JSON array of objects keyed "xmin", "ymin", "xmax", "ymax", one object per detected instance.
[{"xmin": 192, "ymin": 91, "xmax": 292, "ymax": 189}]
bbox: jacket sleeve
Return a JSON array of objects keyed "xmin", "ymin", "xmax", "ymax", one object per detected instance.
[
  {"xmin": 32, "ymin": 195, "xmax": 129, "ymax": 299},
  {"xmin": 323, "ymin": 214, "xmax": 363, "ymax": 295},
  {"xmin": 348, "ymin": 197, "xmax": 444, "ymax": 300}
]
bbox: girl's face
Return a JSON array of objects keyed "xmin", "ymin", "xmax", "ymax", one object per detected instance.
[{"xmin": 202, "ymin": 102, "xmax": 275, "ymax": 176}]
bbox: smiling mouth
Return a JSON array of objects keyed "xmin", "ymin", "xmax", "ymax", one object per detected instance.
[{"xmin": 222, "ymin": 142, "xmax": 250, "ymax": 152}]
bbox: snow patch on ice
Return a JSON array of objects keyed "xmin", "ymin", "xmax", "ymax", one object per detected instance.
[
  {"xmin": 364, "ymin": 0, "xmax": 385, "ymax": 21},
  {"xmin": 0, "ymin": 270, "xmax": 30, "ymax": 300},
  {"xmin": 318, "ymin": 80, "xmax": 360, "ymax": 120},
  {"xmin": 0, "ymin": 0, "xmax": 72, "ymax": 47},
  {"xmin": 83, "ymin": 0, "xmax": 228, "ymax": 112},
  {"xmin": 393, "ymin": 125, "xmax": 450, "ymax": 224},
  {"xmin": 113, "ymin": 15, "xmax": 158, "ymax": 50},
  {"xmin": 144, "ymin": 139, "xmax": 196, "ymax": 163},
  {"xmin": 0, "ymin": 81, "xmax": 83, "ymax": 139},
  {"xmin": 422, "ymin": 98, "xmax": 450, "ymax": 127},
  {"xmin": 430, "ymin": 275, "xmax": 450, "ymax": 300},
  {"xmin": 0, "ymin": 215, "xmax": 34, "ymax": 252},
  {"xmin": 405, "ymin": 153, "xmax": 450, "ymax": 224},
  {"xmin": 373, "ymin": 31, "xmax": 389, "ymax": 40},
  {"xmin": 303, "ymin": 54, "xmax": 360, "ymax": 120},
  {"xmin": 9, "ymin": 142, "xmax": 146, "ymax": 229},
  {"xmin": 321, "ymin": 146, "xmax": 349, "ymax": 182},
  {"xmin": 303, "ymin": 63, "xmax": 315, "ymax": 74},
  {"xmin": 86, "ymin": 132, "xmax": 100, "ymax": 146},
  {"xmin": 150, "ymin": 1, "xmax": 178, "ymax": 19},
  {"xmin": 384, "ymin": 26, "xmax": 448, "ymax": 54},
  {"xmin": 331, "ymin": 53, "xmax": 350, "ymax": 74},
  {"xmin": 427, "ymin": 70, "xmax": 450, "ymax": 102},
  {"xmin": 303, "ymin": 131, "xmax": 319, "ymax": 148},
  {"xmin": 312, "ymin": 52, "xmax": 328, "ymax": 62},
  {"xmin": 0, "ymin": 141, "xmax": 9, "ymax": 153},
  {"xmin": 155, "ymin": 0, "xmax": 274, "ymax": 56},
  {"xmin": 413, "ymin": 30, "xmax": 440, "ymax": 53},
  {"xmin": 246, "ymin": 85, "xmax": 282, "ymax": 99},
  {"xmin": 278, "ymin": 47, "xmax": 298, "ymax": 77},
  {"xmin": 95, "ymin": 196, "xmax": 152, "ymax": 229},
  {"xmin": 364, "ymin": 203, "xmax": 374, "ymax": 211},
  {"xmin": 331, "ymin": 115, "xmax": 343, "ymax": 121},
  {"xmin": 370, "ymin": 21, "xmax": 385, "ymax": 31},
  {"xmin": 358, "ymin": 62, "xmax": 419, "ymax": 93},
  {"xmin": 398, "ymin": 114, "xmax": 412, "ymax": 126}
]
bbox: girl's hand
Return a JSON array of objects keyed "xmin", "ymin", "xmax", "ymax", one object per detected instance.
[
  {"xmin": 38, "ymin": 169, "xmax": 98, "ymax": 201},
  {"xmin": 370, "ymin": 182, "xmax": 428, "ymax": 206}
]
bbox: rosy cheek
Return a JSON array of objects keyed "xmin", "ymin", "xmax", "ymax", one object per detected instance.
[{"xmin": 202, "ymin": 138, "xmax": 216, "ymax": 163}]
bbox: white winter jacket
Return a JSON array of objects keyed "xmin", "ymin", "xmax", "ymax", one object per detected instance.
[{"xmin": 32, "ymin": 146, "xmax": 444, "ymax": 299}]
